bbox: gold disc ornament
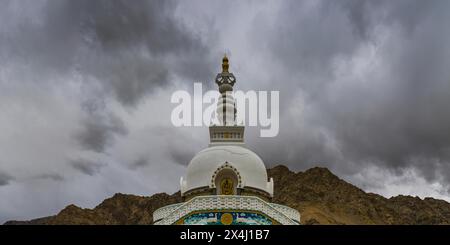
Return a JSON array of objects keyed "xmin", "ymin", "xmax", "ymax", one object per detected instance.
[{"xmin": 220, "ymin": 213, "xmax": 233, "ymax": 225}]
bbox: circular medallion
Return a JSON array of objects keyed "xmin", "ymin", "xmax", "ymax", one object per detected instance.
[{"xmin": 220, "ymin": 213, "xmax": 233, "ymax": 225}]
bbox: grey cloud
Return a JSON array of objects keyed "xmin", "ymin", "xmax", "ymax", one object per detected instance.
[
  {"xmin": 248, "ymin": 0, "xmax": 450, "ymax": 186},
  {"xmin": 256, "ymin": 0, "xmax": 362, "ymax": 99},
  {"xmin": 167, "ymin": 129, "xmax": 205, "ymax": 166},
  {"xmin": 75, "ymin": 108, "xmax": 128, "ymax": 153},
  {"xmin": 36, "ymin": 173, "xmax": 65, "ymax": 182},
  {"xmin": 170, "ymin": 147, "xmax": 195, "ymax": 166},
  {"xmin": 0, "ymin": 172, "xmax": 14, "ymax": 186},
  {"xmin": 70, "ymin": 158, "xmax": 106, "ymax": 176},
  {"xmin": 1, "ymin": 0, "xmax": 213, "ymax": 106},
  {"xmin": 130, "ymin": 157, "xmax": 149, "ymax": 170},
  {"xmin": 339, "ymin": 0, "xmax": 434, "ymax": 38}
]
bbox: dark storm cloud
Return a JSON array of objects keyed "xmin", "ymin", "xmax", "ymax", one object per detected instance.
[
  {"xmin": 170, "ymin": 148, "xmax": 195, "ymax": 166},
  {"xmin": 167, "ymin": 128, "xmax": 205, "ymax": 166},
  {"xmin": 339, "ymin": 0, "xmax": 433, "ymax": 38},
  {"xmin": 0, "ymin": 172, "xmax": 14, "ymax": 186},
  {"xmin": 70, "ymin": 158, "xmax": 106, "ymax": 176},
  {"xmin": 76, "ymin": 102, "xmax": 128, "ymax": 153},
  {"xmin": 1, "ymin": 0, "xmax": 213, "ymax": 106},
  {"xmin": 251, "ymin": 0, "xmax": 450, "ymax": 185},
  {"xmin": 36, "ymin": 173, "xmax": 65, "ymax": 182},
  {"xmin": 130, "ymin": 156, "xmax": 149, "ymax": 170}
]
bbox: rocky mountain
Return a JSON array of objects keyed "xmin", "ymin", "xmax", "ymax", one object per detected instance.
[
  {"xmin": 4, "ymin": 165, "xmax": 450, "ymax": 225},
  {"xmin": 269, "ymin": 165, "xmax": 450, "ymax": 224}
]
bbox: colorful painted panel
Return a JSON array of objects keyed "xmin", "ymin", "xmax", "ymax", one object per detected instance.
[{"xmin": 179, "ymin": 211, "xmax": 273, "ymax": 225}]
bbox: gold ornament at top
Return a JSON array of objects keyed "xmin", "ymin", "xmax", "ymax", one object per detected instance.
[{"xmin": 222, "ymin": 54, "xmax": 229, "ymax": 72}]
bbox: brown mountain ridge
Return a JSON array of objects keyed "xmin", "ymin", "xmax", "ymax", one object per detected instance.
[{"xmin": 4, "ymin": 165, "xmax": 450, "ymax": 225}]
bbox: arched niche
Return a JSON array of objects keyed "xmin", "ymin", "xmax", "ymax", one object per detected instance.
[{"xmin": 210, "ymin": 162, "xmax": 242, "ymax": 195}]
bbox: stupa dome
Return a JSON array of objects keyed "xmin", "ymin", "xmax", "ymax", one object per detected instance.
[{"xmin": 181, "ymin": 145, "xmax": 273, "ymax": 197}]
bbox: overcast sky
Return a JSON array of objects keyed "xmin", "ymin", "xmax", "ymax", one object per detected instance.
[{"xmin": 1, "ymin": 0, "xmax": 450, "ymax": 223}]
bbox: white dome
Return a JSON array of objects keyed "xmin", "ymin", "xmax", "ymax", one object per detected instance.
[{"xmin": 181, "ymin": 145, "xmax": 273, "ymax": 196}]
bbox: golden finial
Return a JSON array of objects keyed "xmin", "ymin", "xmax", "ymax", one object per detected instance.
[{"xmin": 222, "ymin": 54, "xmax": 229, "ymax": 72}]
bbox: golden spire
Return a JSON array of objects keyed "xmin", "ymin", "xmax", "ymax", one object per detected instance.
[{"xmin": 222, "ymin": 54, "xmax": 229, "ymax": 73}]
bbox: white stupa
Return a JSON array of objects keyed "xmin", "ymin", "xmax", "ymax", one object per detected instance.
[{"xmin": 153, "ymin": 56, "xmax": 300, "ymax": 225}]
